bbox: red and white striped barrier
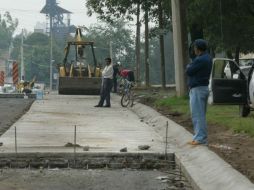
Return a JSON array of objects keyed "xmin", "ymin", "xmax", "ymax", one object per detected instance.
[
  {"xmin": 0, "ymin": 71, "xmax": 4, "ymax": 86},
  {"xmin": 12, "ymin": 61, "xmax": 19, "ymax": 85}
]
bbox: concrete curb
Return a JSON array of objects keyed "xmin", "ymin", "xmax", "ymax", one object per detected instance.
[
  {"xmin": 0, "ymin": 93, "xmax": 36, "ymax": 99},
  {"xmin": 0, "ymin": 152, "xmax": 174, "ymax": 169},
  {"xmin": 130, "ymin": 103, "xmax": 254, "ymax": 190}
]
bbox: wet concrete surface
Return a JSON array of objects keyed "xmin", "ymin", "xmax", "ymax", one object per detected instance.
[
  {"xmin": 0, "ymin": 169, "xmax": 171, "ymax": 190},
  {"xmin": 0, "ymin": 95, "xmax": 178, "ymax": 190},
  {"xmin": 0, "ymin": 94, "xmax": 164, "ymax": 153}
]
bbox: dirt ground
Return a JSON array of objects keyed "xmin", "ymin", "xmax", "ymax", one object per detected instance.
[
  {"xmin": 0, "ymin": 98, "xmax": 34, "ymax": 136},
  {"xmin": 135, "ymin": 87, "xmax": 254, "ymax": 183}
]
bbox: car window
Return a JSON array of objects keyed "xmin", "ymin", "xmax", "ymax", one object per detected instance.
[
  {"xmin": 213, "ymin": 60, "xmax": 227, "ymax": 79},
  {"xmin": 239, "ymin": 59, "xmax": 254, "ymax": 67},
  {"xmin": 214, "ymin": 59, "xmax": 244, "ymax": 79}
]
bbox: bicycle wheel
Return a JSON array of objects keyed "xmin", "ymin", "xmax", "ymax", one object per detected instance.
[
  {"xmin": 129, "ymin": 91, "xmax": 134, "ymax": 107},
  {"xmin": 121, "ymin": 93, "xmax": 131, "ymax": 107}
]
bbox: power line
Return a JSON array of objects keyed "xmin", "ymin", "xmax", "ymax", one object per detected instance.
[
  {"xmin": 0, "ymin": 8, "xmax": 88, "ymax": 14},
  {"xmin": 0, "ymin": 8, "xmax": 40, "ymax": 13}
]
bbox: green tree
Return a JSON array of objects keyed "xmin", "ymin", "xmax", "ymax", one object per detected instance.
[
  {"xmin": 0, "ymin": 12, "xmax": 18, "ymax": 55},
  {"xmin": 84, "ymin": 20, "xmax": 135, "ymax": 68},
  {"xmin": 187, "ymin": 0, "xmax": 254, "ymax": 61},
  {"xmin": 86, "ymin": 0, "xmax": 172, "ymax": 87},
  {"xmin": 11, "ymin": 32, "xmax": 64, "ymax": 84},
  {"xmin": 147, "ymin": 32, "xmax": 174, "ymax": 85}
]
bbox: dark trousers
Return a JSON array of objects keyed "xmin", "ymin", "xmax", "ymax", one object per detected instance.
[
  {"xmin": 113, "ymin": 77, "xmax": 117, "ymax": 93},
  {"xmin": 98, "ymin": 78, "xmax": 113, "ymax": 106},
  {"xmin": 128, "ymin": 71, "xmax": 135, "ymax": 82}
]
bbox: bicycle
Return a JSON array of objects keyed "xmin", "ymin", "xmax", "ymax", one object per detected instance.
[{"xmin": 119, "ymin": 78, "xmax": 135, "ymax": 107}]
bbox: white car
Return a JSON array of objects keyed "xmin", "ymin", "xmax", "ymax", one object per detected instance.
[
  {"xmin": 209, "ymin": 58, "xmax": 254, "ymax": 117},
  {"xmin": 1, "ymin": 84, "xmax": 16, "ymax": 93}
]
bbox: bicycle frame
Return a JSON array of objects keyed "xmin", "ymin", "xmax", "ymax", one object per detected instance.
[{"xmin": 120, "ymin": 78, "xmax": 134, "ymax": 107}]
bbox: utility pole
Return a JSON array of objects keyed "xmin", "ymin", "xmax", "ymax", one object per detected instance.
[
  {"xmin": 49, "ymin": 3, "xmax": 53, "ymax": 91},
  {"xmin": 21, "ymin": 29, "xmax": 25, "ymax": 80},
  {"xmin": 109, "ymin": 41, "xmax": 113, "ymax": 64},
  {"xmin": 40, "ymin": 0, "xmax": 72, "ymax": 90},
  {"xmin": 171, "ymin": 0, "xmax": 189, "ymax": 96}
]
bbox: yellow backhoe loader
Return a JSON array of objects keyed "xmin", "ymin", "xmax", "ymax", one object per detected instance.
[{"xmin": 58, "ymin": 28, "xmax": 102, "ymax": 95}]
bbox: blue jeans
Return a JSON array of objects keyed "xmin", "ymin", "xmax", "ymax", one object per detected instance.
[{"xmin": 189, "ymin": 86, "xmax": 209, "ymax": 144}]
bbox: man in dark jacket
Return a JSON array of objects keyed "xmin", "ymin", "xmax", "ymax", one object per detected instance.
[
  {"xmin": 186, "ymin": 39, "xmax": 212, "ymax": 145},
  {"xmin": 112, "ymin": 62, "xmax": 120, "ymax": 93}
]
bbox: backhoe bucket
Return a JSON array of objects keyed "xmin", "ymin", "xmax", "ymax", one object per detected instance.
[{"xmin": 58, "ymin": 77, "xmax": 101, "ymax": 95}]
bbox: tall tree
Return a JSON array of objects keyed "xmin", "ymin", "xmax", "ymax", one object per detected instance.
[
  {"xmin": 144, "ymin": 0, "xmax": 150, "ymax": 87},
  {"xmin": 11, "ymin": 32, "xmax": 63, "ymax": 84},
  {"xmin": 135, "ymin": 1, "xmax": 141, "ymax": 86},
  {"xmin": 84, "ymin": 20, "xmax": 135, "ymax": 68},
  {"xmin": 86, "ymin": 0, "xmax": 172, "ymax": 86},
  {"xmin": 0, "ymin": 12, "xmax": 18, "ymax": 55},
  {"xmin": 146, "ymin": 0, "xmax": 172, "ymax": 88},
  {"xmin": 187, "ymin": 0, "xmax": 254, "ymax": 61},
  {"xmin": 158, "ymin": 0, "xmax": 166, "ymax": 89}
]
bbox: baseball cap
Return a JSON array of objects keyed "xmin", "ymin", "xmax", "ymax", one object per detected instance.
[
  {"xmin": 194, "ymin": 39, "xmax": 208, "ymax": 51},
  {"xmin": 105, "ymin": 57, "xmax": 111, "ymax": 62}
]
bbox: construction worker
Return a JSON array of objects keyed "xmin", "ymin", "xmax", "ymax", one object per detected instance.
[
  {"xmin": 186, "ymin": 39, "xmax": 212, "ymax": 145},
  {"xmin": 112, "ymin": 62, "xmax": 121, "ymax": 93},
  {"xmin": 120, "ymin": 68, "xmax": 135, "ymax": 82},
  {"xmin": 94, "ymin": 58, "xmax": 113, "ymax": 107}
]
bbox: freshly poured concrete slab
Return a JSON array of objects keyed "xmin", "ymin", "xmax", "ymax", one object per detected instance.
[
  {"xmin": 0, "ymin": 169, "xmax": 169, "ymax": 190},
  {"xmin": 0, "ymin": 94, "xmax": 164, "ymax": 153}
]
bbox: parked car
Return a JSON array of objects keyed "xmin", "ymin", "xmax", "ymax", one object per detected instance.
[
  {"xmin": 0, "ymin": 86, "xmax": 4, "ymax": 93},
  {"xmin": 209, "ymin": 58, "xmax": 254, "ymax": 117},
  {"xmin": 1, "ymin": 84, "xmax": 16, "ymax": 93}
]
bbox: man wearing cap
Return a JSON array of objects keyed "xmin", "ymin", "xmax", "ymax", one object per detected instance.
[
  {"xmin": 186, "ymin": 39, "xmax": 212, "ymax": 145},
  {"xmin": 95, "ymin": 58, "xmax": 113, "ymax": 107}
]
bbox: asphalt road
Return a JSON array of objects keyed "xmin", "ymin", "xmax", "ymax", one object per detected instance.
[{"xmin": 0, "ymin": 98, "xmax": 34, "ymax": 136}]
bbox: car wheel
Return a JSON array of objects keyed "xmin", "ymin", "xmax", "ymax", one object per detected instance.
[{"xmin": 239, "ymin": 104, "xmax": 250, "ymax": 117}]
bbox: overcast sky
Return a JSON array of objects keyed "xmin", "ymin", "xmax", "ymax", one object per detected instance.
[{"xmin": 0, "ymin": 0, "xmax": 98, "ymax": 34}]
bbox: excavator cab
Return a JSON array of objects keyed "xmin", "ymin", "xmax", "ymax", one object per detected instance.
[{"xmin": 58, "ymin": 28, "xmax": 102, "ymax": 95}]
